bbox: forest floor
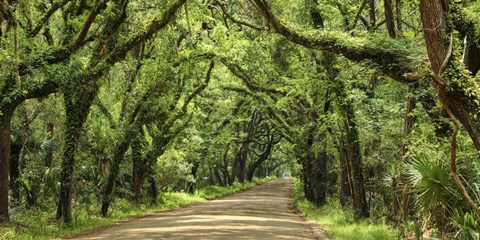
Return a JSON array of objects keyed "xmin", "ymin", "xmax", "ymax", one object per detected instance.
[{"xmin": 66, "ymin": 178, "xmax": 320, "ymax": 240}]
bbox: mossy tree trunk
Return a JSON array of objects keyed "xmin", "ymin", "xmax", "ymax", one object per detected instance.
[
  {"xmin": 237, "ymin": 110, "xmax": 258, "ymax": 183},
  {"xmin": 246, "ymin": 134, "xmax": 276, "ymax": 182},
  {"xmin": 101, "ymin": 130, "xmax": 137, "ymax": 217},
  {"xmin": 420, "ymin": 0, "xmax": 480, "ymax": 216},
  {"xmin": 146, "ymin": 164, "xmax": 158, "ymax": 205},
  {"xmin": 56, "ymin": 84, "xmax": 98, "ymax": 224},
  {"xmin": 222, "ymin": 143, "xmax": 231, "ymax": 185},
  {"xmin": 311, "ymin": 135, "xmax": 328, "ymax": 206},
  {"xmin": 338, "ymin": 136, "xmax": 353, "ymax": 206},
  {"xmin": 131, "ymin": 129, "xmax": 145, "ymax": 202},
  {"xmin": 301, "ymin": 157, "xmax": 315, "ymax": 202},
  {"xmin": 336, "ymin": 86, "xmax": 369, "ymax": 218}
]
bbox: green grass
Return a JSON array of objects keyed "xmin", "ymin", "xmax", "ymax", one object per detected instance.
[
  {"xmin": 0, "ymin": 177, "xmax": 273, "ymax": 240},
  {"xmin": 292, "ymin": 178, "xmax": 398, "ymax": 240}
]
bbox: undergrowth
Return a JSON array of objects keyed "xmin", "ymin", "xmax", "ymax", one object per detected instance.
[
  {"xmin": 0, "ymin": 177, "xmax": 273, "ymax": 240},
  {"xmin": 292, "ymin": 178, "xmax": 398, "ymax": 240}
]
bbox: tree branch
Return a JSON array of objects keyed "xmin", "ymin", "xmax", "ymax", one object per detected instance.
[
  {"xmin": 221, "ymin": 58, "xmax": 286, "ymax": 97},
  {"xmin": 74, "ymin": 0, "xmax": 109, "ymax": 49},
  {"xmin": 251, "ymin": 0, "xmax": 418, "ymax": 83},
  {"xmin": 29, "ymin": 0, "xmax": 72, "ymax": 38},
  {"xmin": 215, "ymin": 0, "xmax": 266, "ymax": 31}
]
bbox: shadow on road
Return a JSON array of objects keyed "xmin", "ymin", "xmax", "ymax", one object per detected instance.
[{"xmin": 71, "ymin": 179, "xmax": 315, "ymax": 240}]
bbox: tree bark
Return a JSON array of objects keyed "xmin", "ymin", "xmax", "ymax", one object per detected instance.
[
  {"xmin": 383, "ymin": 0, "xmax": 396, "ymax": 37},
  {"xmin": 146, "ymin": 164, "xmax": 158, "ymax": 205},
  {"xmin": 302, "ymin": 159, "xmax": 315, "ymax": 202},
  {"xmin": 338, "ymin": 136, "xmax": 353, "ymax": 206},
  {"xmin": 312, "ymin": 146, "xmax": 327, "ymax": 206},
  {"xmin": 420, "ymin": 0, "xmax": 449, "ymax": 76},
  {"xmin": 131, "ymin": 131, "xmax": 144, "ymax": 202},
  {"xmin": 101, "ymin": 131, "xmax": 136, "ymax": 217},
  {"xmin": 214, "ymin": 167, "xmax": 224, "ymax": 186},
  {"xmin": 222, "ymin": 143, "xmax": 231, "ymax": 185},
  {"xmin": 237, "ymin": 111, "xmax": 257, "ymax": 183},
  {"xmin": 56, "ymin": 86, "xmax": 98, "ymax": 223},
  {"xmin": 369, "ymin": 0, "xmax": 376, "ymax": 27},
  {"xmin": 187, "ymin": 161, "xmax": 200, "ymax": 193},
  {"xmin": 395, "ymin": 0, "xmax": 402, "ymax": 35},
  {"xmin": 420, "ymin": 0, "xmax": 480, "ymax": 152},
  {"xmin": 247, "ymin": 143, "xmax": 273, "ymax": 182},
  {"xmin": 9, "ymin": 140, "xmax": 21, "ymax": 205},
  {"xmin": 420, "ymin": 0, "xmax": 480, "ymax": 215},
  {"xmin": 229, "ymin": 145, "xmax": 239, "ymax": 185},
  {"xmin": 236, "ymin": 142, "xmax": 250, "ymax": 183},
  {"xmin": 0, "ymin": 113, "xmax": 12, "ymax": 222},
  {"xmin": 338, "ymin": 96, "xmax": 369, "ymax": 218}
]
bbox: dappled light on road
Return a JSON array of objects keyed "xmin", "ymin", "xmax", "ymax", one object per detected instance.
[{"xmin": 70, "ymin": 179, "xmax": 315, "ymax": 240}]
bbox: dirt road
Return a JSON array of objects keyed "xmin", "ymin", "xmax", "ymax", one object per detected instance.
[{"xmin": 70, "ymin": 178, "xmax": 317, "ymax": 240}]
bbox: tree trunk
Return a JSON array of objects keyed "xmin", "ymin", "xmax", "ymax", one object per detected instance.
[
  {"xmin": 131, "ymin": 133, "xmax": 143, "ymax": 202},
  {"xmin": 312, "ymin": 147, "xmax": 327, "ymax": 206},
  {"xmin": 222, "ymin": 143, "xmax": 230, "ymax": 185},
  {"xmin": 338, "ymin": 136, "xmax": 353, "ymax": 206},
  {"xmin": 57, "ymin": 87, "xmax": 97, "ymax": 223},
  {"xmin": 420, "ymin": 0, "xmax": 480, "ymax": 216},
  {"xmin": 0, "ymin": 113, "xmax": 12, "ymax": 222},
  {"xmin": 324, "ymin": 47, "xmax": 367, "ymax": 216},
  {"xmin": 214, "ymin": 167, "xmax": 224, "ymax": 186},
  {"xmin": 304, "ymin": 121, "xmax": 328, "ymax": 206},
  {"xmin": 395, "ymin": 0, "xmax": 402, "ymax": 35},
  {"xmin": 230, "ymin": 150, "xmax": 239, "ymax": 184},
  {"xmin": 421, "ymin": 0, "xmax": 480, "ymax": 151},
  {"xmin": 246, "ymin": 143, "xmax": 272, "ymax": 182},
  {"xmin": 237, "ymin": 111, "xmax": 257, "ymax": 183},
  {"xmin": 9, "ymin": 140, "xmax": 21, "ymax": 205},
  {"xmin": 302, "ymin": 160, "xmax": 315, "ymax": 202},
  {"xmin": 339, "ymin": 100, "xmax": 369, "ymax": 218},
  {"xmin": 369, "ymin": 0, "xmax": 376, "ymax": 27},
  {"xmin": 236, "ymin": 143, "xmax": 249, "ymax": 183},
  {"xmin": 420, "ymin": 0, "xmax": 449, "ymax": 77},
  {"xmin": 101, "ymin": 132, "xmax": 135, "ymax": 217},
  {"xmin": 147, "ymin": 165, "xmax": 158, "ymax": 205},
  {"xmin": 384, "ymin": 0, "xmax": 396, "ymax": 38},
  {"xmin": 187, "ymin": 161, "xmax": 200, "ymax": 193},
  {"xmin": 383, "ymin": 0, "xmax": 396, "ymax": 38},
  {"xmin": 308, "ymin": 2, "xmax": 360, "ymax": 211}
]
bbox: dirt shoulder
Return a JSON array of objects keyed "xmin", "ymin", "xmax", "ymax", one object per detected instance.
[{"xmin": 68, "ymin": 178, "xmax": 317, "ymax": 240}]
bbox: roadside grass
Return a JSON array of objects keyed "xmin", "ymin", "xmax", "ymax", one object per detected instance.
[
  {"xmin": 197, "ymin": 177, "xmax": 273, "ymax": 200},
  {"xmin": 0, "ymin": 177, "xmax": 273, "ymax": 240},
  {"xmin": 292, "ymin": 178, "xmax": 398, "ymax": 240}
]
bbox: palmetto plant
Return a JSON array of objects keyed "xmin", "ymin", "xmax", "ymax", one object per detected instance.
[
  {"xmin": 454, "ymin": 212, "xmax": 480, "ymax": 240},
  {"xmin": 382, "ymin": 163, "xmax": 401, "ymax": 219},
  {"xmin": 406, "ymin": 157, "xmax": 461, "ymax": 235}
]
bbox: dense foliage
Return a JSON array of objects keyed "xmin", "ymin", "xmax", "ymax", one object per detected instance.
[{"xmin": 1, "ymin": 0, "xmax": 480, "ymax": 239}]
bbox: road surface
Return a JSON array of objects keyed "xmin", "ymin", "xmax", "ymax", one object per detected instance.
[{"xmin": 69, "ymin": 178, "xmax": 317, "ymax": 240}]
